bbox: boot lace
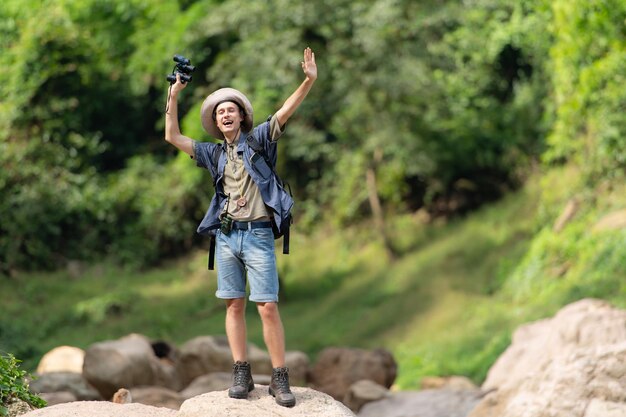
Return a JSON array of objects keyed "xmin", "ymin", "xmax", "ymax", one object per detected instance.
[
  {"xmin": 273, "ymin": 367, "xmax": 291, "ymax": 393},
  {"xmin": 233, "ymin": 362, "xmax": 250, "ymax": 386}
]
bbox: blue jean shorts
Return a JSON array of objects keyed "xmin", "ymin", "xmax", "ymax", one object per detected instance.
[{"xmin": 215, "ymin": 226, "xmax": 279, "ymax": 303}]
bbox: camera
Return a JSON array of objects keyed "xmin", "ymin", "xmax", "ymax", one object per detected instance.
[
  {"xmin": 166, "ymin": 54, "xmax": 195, "ymax": 84},
  {"xmin": 220, "ymin": 216, "xmax": 233, "ymax": 234}
]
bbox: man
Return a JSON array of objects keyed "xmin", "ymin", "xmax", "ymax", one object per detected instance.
[{"xmin": 164, "ymin": 47, "xmax": 317, "ymax": 407}]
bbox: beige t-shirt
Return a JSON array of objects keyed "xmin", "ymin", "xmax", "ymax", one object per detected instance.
[{"xmin": 221, "ymin": 115, "xmax": 284, "ymax": 221}]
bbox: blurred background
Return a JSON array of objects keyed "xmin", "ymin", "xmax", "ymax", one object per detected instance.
[{"xmin": 0, "ymin": 0, "xmax": 625, "ymax": 389}]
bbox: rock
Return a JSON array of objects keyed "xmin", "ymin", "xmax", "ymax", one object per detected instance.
[
  {"xmin": 178, "ymin": 386, "xmax": 356, "ymax": 417},
  {"xmin": 36, "ymin": 346, "xmax": 85, "ymax": 374},
  {"xmin": 247, "ymin": 343, "xmax": 273, "ymax": 375},
  {"xmin": 482, "ymin": 298, "xmax": 626, "ymax": 391},
  {"xmin": 469, "ymin": 299, "xmax": 626, "ymax": 417},
  {"xmin": 7, "ymin": 399, "xmax": 34, "ymax": 417},
  {"xmin": 420, "ymin": 376, "xmax": 478, "ymax": 391},
  {"xmin": 584, "ymin": 399, "xmax": 626, "ymax": 417},
  {"xmin": 129, "ymin": 386, "xmax": 184, "ymax": 410},
  {"xmin": 343, "ymin": 379, "xmax": 389, "ymax": 412},
  {"xmin": 38, "ymin": 391, "xmax": 77, "ymax": 406},
  {"xmin": 178, "ymin": 336, "xmax": 233, "ymax": 386},
  {"xmin": 29, "ymin": 372, "xmax": 102, "ymax": 400},
  {"xmin": 20, "ymin": 401, "xmax": 177, "ymax": 417},
  {"xmin": 180, "ymin": 373, "xmax": 232, "ymax": 399},
  {"xmin": 83, "ymin": 334, "xmax": 182, "ymax": 399},
  {"xmin": 358, "ymin": 389, "xmax": 483, "ymax": 417},
  {"xmin": 285, "ymin": 351, "xmax": 310, "ymax": 386},
  {"xmin": 309, "ymin": 347, "xmax": 397, "ymax": 401}
]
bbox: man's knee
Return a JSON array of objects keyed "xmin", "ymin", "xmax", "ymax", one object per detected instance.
[
  {"xmin": 257, "ymin": 302, "xmax": 280, "ymax": 322},
  {"xmin": 226, "ymin": 298, "xmax": 247, "ymax": 317}
]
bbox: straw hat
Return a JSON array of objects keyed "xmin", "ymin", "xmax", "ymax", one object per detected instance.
[{"xmin": 200, "ymin": 88, "xmax": 253, "ymax": 139}]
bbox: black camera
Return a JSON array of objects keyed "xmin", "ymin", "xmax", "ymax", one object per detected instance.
[{"xmin": 166, "ymin": 54, "xmax": 195, "ymax": 84}]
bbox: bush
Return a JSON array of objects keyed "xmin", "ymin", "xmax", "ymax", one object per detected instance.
[{"xmin": 0, "ymin": 353, "xmax": 46, "ymax": 416}]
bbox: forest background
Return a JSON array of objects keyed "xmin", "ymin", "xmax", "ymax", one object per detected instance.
[{"xmin": 1, "ymin": 0, "xmax": 625, "ymax": 389}]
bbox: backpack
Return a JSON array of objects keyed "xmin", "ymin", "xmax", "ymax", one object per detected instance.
[{"xmin": 207, "ymin": 131, "xmax": 292, "ymax": 270}]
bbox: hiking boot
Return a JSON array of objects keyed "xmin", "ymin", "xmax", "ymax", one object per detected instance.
[
  {"xmin": 269, "ymin": 367, "xmax": 296, "ymax": 407},
  {"xmin": 228, "ymin": 361, "xmax": 254, "ymax": 399}
]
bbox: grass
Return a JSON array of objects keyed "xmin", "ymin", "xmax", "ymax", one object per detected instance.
[{"xmin": 1, "ymin": 165, "xmax": 625, "ymax": 390}]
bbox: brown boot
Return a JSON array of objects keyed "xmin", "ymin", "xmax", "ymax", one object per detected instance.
[
  {"xmin": 228, "ymin": 361, "xmax": 254, "ymax": 399},
  {"xmin": 269, "ymin": 367, "xmax": 296, "ymax": 407}
]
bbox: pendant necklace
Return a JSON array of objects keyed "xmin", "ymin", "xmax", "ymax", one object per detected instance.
[{"xmin": 227, "ymin": 144, "xmax": 248, "ymax": 209}]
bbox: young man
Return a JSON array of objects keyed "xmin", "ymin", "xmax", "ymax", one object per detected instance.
[{"xmin": 164, "ymin": 48, "xmax": 317, "ymax": 407}]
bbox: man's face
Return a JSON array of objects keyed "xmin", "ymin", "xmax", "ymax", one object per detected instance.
[{"xmin": 215, "ymin": 101, "xmax": 243, "ymax": 135}]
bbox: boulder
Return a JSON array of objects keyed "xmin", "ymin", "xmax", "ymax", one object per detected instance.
[
  {"xmin": 83, "ymin": 334, "xmax": 182, "ymax": 399},
  {"xmin": 309, "ymin": 347, "xmax": 397, "ymax": 400},
  {"xmin": 20, "ymin": 401, "xmax": 177, "ymax": 417},
  {"xmin": 36, "ymin": 346, "xmax": 85, "ymax": 374},
  {"xmin": 469, "ymin": 298, "xmax": 626, "ymax": 417},
  {"xmin": 37, "ymin": 392, "xmax": 77, "ymax": 406},
  {"xmin": 358, "ymin": 389, "xmax": 483, "ymax": 417},
  {"xmin": 342, "ymin": 379, "xmax": 390, "ymax": 412},
  {"xmin": 482, "ymin": 298, "xmax": 626, "ymax": 391},
  {"xmin": 7, "ymin": 399, "xmax": 34, "ymax": 417},
  {"xmin": 247, "ymin": 343, "xmax": 273, "ymax": 375},
  {"xmin": 178, "ymin": 336, "xmax": 233, "ymax": 386},
  {"xmin": 29, "ymin": 372, "xmax": 102, "ymax": 400},
  {"xmin": 285, "ymin": 351, "xmax": 310, "ymax": 386},
  {"xmin": 178, "ymin": 386, "xmax": 356, "ymax": 417},
  {"xmin": 129, "ymin": 386, "xmax": 185, "ymax": 410},
  {"xmin": 180, "ymin": 373, "xmax": 232, "ymax": 399}
]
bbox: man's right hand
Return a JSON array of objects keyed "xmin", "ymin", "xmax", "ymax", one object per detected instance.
[{"xmin": 170, "ymin": 73, "xmax": 187, "ymax": 96}]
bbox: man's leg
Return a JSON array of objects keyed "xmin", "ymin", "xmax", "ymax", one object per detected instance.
[
  {"xmin": 256, "ymin": 302, "xmax": 285, "ymax": 367},
  {"xmin": 225, "ymin": 298, "xmax": 255, "ymax": 399},
  {"xmin": 258, "ymin": 302, "xmax": 295, "ymax": 407},
  {"xmin": 226, "ymin": 298, "xmax": 248, "ymax": 362}
]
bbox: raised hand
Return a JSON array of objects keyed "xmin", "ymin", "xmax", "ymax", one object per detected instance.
[{"xmin": 301, "ymin": 47, "xmax": 317, "ymax": 81}]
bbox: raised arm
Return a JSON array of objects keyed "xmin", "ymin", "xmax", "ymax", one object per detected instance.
[
  {"xmin": 275, "ymin": 47, "xmax": 317, "ymax": 127},
  {"xmin": 165, "ymin": 74, "xmax": 195, "ymax": 156}
]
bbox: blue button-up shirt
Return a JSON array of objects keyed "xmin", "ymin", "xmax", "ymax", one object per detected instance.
[{"xmin": 192, "ymin": 118, "xmax": 293, "ymax": 236}]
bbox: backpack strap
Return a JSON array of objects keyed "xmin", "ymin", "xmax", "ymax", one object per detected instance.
[
  {"xmin": 207, "ymin": 144, "xmax": 224, "ymax": 271},
  {"xmin": 208, "ymin": 234, "xmax": 216, "ymax": 270},
  {"xmin": 283, "ymin": 224, "xmax": 290, "ymax": 255}
]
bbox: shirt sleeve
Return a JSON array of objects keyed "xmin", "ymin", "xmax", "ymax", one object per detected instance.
[
  {"xmin": 191, "ymin": 140, "xmax": 216, "ymax": 169},
  {"xmin": 269, "ymin": 114, "xmax": 285, "ymax": 142}
]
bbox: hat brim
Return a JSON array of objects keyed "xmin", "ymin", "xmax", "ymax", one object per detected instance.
[{"xmin": 201, "ymin": 88, "xmax": 253, "ymax": 139}]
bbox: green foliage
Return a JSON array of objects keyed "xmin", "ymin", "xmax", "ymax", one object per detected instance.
[
  {"xmin": 546, "ymin": 0, "xmax": 626, "ymax": 181},
  {"xmin": 0, "ymin": 353, "xmax": 46, "ymax": 415}
]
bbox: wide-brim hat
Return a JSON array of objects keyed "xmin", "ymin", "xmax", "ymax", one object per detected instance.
[{"xmin": 200, "ymin": 87, "xmax": 253, "ymax": 139}]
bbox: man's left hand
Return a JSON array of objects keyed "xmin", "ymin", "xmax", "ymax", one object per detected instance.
[{"xmin": 301, "ymin": 47, "xmax": 317, "ymax": 81}]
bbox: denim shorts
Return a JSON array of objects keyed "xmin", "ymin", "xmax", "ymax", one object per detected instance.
[{"xmin": 215, "ymin": 227, "xmax": 279, "ymax": 303}]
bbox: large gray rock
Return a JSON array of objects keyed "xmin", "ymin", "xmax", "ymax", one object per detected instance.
[
  {"xmin": 469, "ymin": 299, "xmax": 626, "ymax": 417},
  {"xmin": 83, "ymin": 334, "xmax": 183, "ymax": 399},
  {"xmin": 19, "ymin": 387, "xmax": 354, "ymax": 417},
  {"xmin": 178, "ymin": 336, "xmax": 233, "ymax": 386},
  {"xmin": 309, "ymin": 347, "xmax": 397, "ymax": 401},
  {"xmin": 179, "ymin": 373, "xmax": 233, "ymax": 399},
  {"xmin": 178, "ymin": 386, "xmax": 355, "ymax": 417},
  {"xmin": 343, "ymin": 379, "xmax": 390, "ymax": 412},
  {"xmin": 29, "ymin": 372, "xmax": 102, "ymax": 400},
  {"xmin": 20, "ymin": 401, "xmax": 177, "ymax": 417},
  {"xmin": 129, "ymin": 386, "xmax": 185, "ymax": 410},
  {"xmin": 358, "ymin": 389, "xmax": 483, "ymax": 417}
]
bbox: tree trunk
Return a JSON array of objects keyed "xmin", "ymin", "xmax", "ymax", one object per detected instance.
[{"xmin": 366, "ymin": 148, "xmax": 397, "ymax": 260}]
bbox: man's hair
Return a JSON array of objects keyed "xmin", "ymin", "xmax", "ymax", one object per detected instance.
[{"xmin": 212, "ymin": 100, "xmax": 245, "ymax": 121}]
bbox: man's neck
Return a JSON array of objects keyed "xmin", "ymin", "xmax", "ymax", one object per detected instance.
[{"xmin": 224, "ymin": 129, "xmax": 241, "ymax": 145}]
